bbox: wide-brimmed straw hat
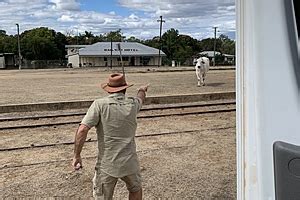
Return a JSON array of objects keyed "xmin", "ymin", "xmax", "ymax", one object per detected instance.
[{"xmin": 101, "ymin": 73, "xmax": 133, "ymax": 93}]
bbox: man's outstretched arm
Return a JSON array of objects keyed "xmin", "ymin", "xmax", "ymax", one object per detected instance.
[
  {"xmin": 72, "ymin": 124, "xmax": 90, "ymax": 170},
  {"xmin": 137, "ymin": 84, "xmax": 149, "ymax": 104}
]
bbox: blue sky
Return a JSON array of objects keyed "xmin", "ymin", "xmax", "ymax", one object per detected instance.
[
  {"xmin": 0, "ymin": 0, "xmax": 235, "ymax": 40},
  {"xmin": 81, "ymin": 0, "xmax": 126, "ymax": 14}
]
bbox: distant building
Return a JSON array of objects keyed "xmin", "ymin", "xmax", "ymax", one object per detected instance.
[
  {"xmin": 65, "ymin": 45, "xmax": 88, "ymax": 57},
  {"xmin": 0, "ymin": 53, "xmax": 15, "ymax": 69},
  {"xmin": 198, "ymin": 51, "xmax": 235, "ymax": 65},
  {"xmin": 223, "ymin": 53, "xmax": 235, "ymax": 64},
  {"xmin": 65, "ymin": 42, "xmax": 166, "ymax": 68},
  {"xmin": 199, "ymin": 50, "xmax": 222, "ymax": 58}
]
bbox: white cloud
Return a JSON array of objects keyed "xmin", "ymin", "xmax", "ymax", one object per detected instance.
[
  {"xmin": 128, "ymin": 14, "xmax": 139, "ymax": 20},
  {"xmin": 58, "ymin": 15, "xmax": 74, "ymax": 22},
  {"xmin": 0, "ymin": 0, "xmax": 235, "ymax": 40},
  {"xmin": 49, "ymin": 0, "xmax": 80, "ymax": 11},
  {"xmin": 117, "ymin": 0, "xmax": 235, "ymax": 39}
]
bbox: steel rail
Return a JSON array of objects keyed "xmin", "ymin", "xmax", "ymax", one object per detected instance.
[
  {"xmin": 0, "ymin": 101, "xmax": 236, "ymax": 122},
  {"xmin": 0, "ymin": 126, "xmax": 235, "ymax": 169},
  {"xmin": 0, "ymin": 126, "xmax": 235, "ymax": 152},
  {"xmin": 0, "ymin": 107, "xmax": 236, "ymax": 130}
]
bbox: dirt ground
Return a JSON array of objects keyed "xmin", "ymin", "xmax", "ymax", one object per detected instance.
[
  {"xmin": 0, "ymin": 67, "xmax": 236, "ymax": 199},
  {"xmin": 0, "ymin": 67, "xmax": 235, "ymax": 105}
]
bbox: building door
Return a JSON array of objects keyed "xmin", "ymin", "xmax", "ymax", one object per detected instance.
[
  {"xmin": 0, "ymin": 56, "xmax": 5, "ymax": 68},
  {"xmin": 130, "ymin": 57, "xmax": 135, "ymax": 66}
]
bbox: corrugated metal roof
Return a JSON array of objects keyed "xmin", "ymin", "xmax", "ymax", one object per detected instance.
[
  {"xmin": 223, "ymin": 53, "xmax": 235, "ymax": 57},
  {"xmin": 65, "ymin": 45, "xmax": 89, "ymax": 48},
  {"xmin": 79, "ymin": 42, "xmax": 166, "ymax": 56},
  {"xmin": 0, "ymin": 53, "xmax": 14, "ymax": 56},
  {"xmin": 199, "ymin": 51, "xmax": 234, "ymax": 57},
  {"xmin": 199, "ymin": 51, "xmax": 221, "ymax": 57}
]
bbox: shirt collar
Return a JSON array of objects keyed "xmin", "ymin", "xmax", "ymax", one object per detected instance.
[{"xmin": 108, "ymin": 92, "xmax": 125, "ymax": 98}]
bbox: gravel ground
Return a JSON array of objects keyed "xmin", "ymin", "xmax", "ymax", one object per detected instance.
[
  {"xmin": 0, "ymin": 67, "xmax": 236, "ymax": 199},
  {"xmin": 1, "ymin": 113, "xmax": 236, "ymax": 199},
  {"xmin": 0, "ymin": 67, "xmax": 235, "ymax": 105}
]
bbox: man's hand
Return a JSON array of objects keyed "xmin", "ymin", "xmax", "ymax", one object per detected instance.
[
  {"xmin": 73, "ymin": 124, "xmax": 90, "ymax": 170},
  {"xmin": 72, "ymin": 156, "xmax": 82, "ymax": 170},
  {"xmin": 137, "ymin": 84, "xmax": 150, "ymax": 103},
  {"xmin": 139, "ymin": 84, "xmax": 150, "ymax": 92}
]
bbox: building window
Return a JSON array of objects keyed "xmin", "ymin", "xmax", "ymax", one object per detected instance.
[{"xmin": 141, "ymin": 57, "xmax": 151, "ymax": 66}]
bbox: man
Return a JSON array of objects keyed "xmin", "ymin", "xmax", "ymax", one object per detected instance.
[{"xmin": 72, "ymin": 73, "xmax": 149, "ymax": 200}]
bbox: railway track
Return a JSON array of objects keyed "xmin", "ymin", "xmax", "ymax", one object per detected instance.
[
  {"xmin": 0, "ymin": 126, "xmax": 234, "ymax": 152},
  {"xmin": 0, "ymin": 100, "xmax": 236, "ymax": 130},
  {"xmin": 0, "ymin": 99, "xmax": 236, "ymax": 169},
  {"xmin": 0, "ymin": 100, "xmax": 236, "ymax": 188},
  {"xmin": 0, "ymin": 126, "xmax": 235, "ymax": 169}
]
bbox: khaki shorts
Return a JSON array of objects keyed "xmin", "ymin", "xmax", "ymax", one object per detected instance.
[{"xmin": 93, "ymin": 170, "xmax": 142, "ymax": 200}]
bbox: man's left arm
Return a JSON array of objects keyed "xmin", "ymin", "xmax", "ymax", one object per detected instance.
[{"xmin": 72, "ymin": 124, "xmax": 90, "ymax": 170}]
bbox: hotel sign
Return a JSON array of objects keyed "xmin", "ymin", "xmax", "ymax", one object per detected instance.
[{"xmin": 104, "ymin": 48, "xmax": 139, "ymax": 52}]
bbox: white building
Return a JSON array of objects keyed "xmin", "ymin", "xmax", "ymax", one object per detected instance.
[
  {"xmin": 0, "ymin": 53, "xmax": 15, "ymax": 69},
  {"xmin": 199, "ymin": 50, "xmax": 221, "ymax": 57},
  {"xmin": 198, "ymin": 51, "xmax": 235, "ymax": 64},
  {"xmin": 66, "ymin": 42, "xmax": 166, "ymax": 68}
]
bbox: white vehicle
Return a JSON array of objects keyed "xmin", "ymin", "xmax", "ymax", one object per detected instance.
[{"xmin": 237, "ymin": 0, "xmax": 300, "ymax": 199}]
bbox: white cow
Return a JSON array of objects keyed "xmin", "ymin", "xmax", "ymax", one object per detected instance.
[{"xmin": 194, "ymin": 56, "xmax": 210, "ymax": 86}]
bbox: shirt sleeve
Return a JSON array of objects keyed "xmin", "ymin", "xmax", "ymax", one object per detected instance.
[
  {"xmin": 81, "ymin": 100, "xmax": 101, "ymax": 128},
  {"xmin": 134, "ymin": 97, "xmax": 143, "ymax": 112}
]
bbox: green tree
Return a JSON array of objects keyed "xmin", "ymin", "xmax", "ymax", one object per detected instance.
[
  {"xmin": 54, "ymin": 32, "xmax": 67, "ymax": 59},
  {"xmin": 105, "ymin": 29, "xmax": 126, "ymax": 42},
  {"xmin": 175, "ymin": 34, "xmax": 200, "ymax": 64},
  {"xmin": 126, "ymin": 36, "xmax": 141, "ymax": 43},
  {"xmin": 83, "ymin": 31, "xmax": 94, "ymax": 44},
  {"xmin": 0, "ymin": 30, "xmax": 7, "ymax": 37},
  {"xmin": 162, "ymin": 28, "xmax": 179, "ymax": 60},
  {"xmin": 218, "ymin": 34, "xmax": 235, "ymax": 55},
  {"xmin": 0, "ymin": 33, "xmax": 17, "ymax": 54},
  {"xmin": 21, "ymin": 27, "xmax": 63, "ymax": 60},
  {"xmin": 143, "ymin": 36, "xmax": 160, "ymax": 49}
]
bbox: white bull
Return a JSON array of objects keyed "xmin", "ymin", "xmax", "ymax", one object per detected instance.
[{"xmin": 195, "ymin": 56, "xmax": 210, "ymax": 86}]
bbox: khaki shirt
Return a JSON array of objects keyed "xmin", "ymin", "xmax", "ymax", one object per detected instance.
[{"xmin": 81, "ymin": 93, "xmax": 142, "ymax": 177}]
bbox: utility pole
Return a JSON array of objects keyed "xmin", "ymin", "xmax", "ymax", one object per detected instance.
[
  {"xmin": 157, "ymin": 16, "xmax": 165, "ymax": 67},
  {"xmin": 16, "ymin": 23, "xmax": 21, "ymax": 70},
  {"xmin": 213, "ymin": 26, "xmax": 218, "ymax": 67},
  {"xmin": 117, "ymin": 43, "xmax": 124, "ymax": 75},
  {"xmin": 110, "ymin": 36, "xmax": 113, "ymax": 69},
  {"xmin": 76, "ymin": 27, "xmax": 79, "ymax": 45}
]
